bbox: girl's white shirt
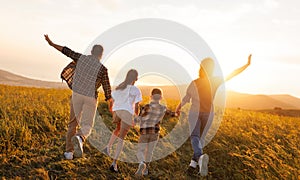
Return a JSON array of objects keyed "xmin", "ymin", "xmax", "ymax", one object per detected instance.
[{"xmin": 112, "ymin": 85, "xmax": 142, "ymax": 115}]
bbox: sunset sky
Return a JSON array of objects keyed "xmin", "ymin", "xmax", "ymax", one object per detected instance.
[{"xmin": 0, "ymin": 0, "xmax": 299, "ymax": 97}]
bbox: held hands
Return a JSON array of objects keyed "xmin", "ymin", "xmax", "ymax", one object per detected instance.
[
  {"xmin": 44, "ymin": 34, "xmax": 54, "ymax": 46},
  {"xmin": 133, "ymin": 114, "xmax": 139, "ymax": 126},
  {"xmin": 175, "ymin": 107, "xmax": 181, "ymax": 116}
]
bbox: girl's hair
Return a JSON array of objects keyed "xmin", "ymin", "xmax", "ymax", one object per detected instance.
[{"xmin": 116, "ymin": 69, "xmax": 138, "ymax": 90}]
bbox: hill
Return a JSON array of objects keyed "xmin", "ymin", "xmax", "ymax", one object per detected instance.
[
  {"xmin": 1, "ymin": 69, "xmax": 300, "ymax": 110},
  {"xmin": 139, "ymin": 86, "xmax": 300, "ymax": 110},
  {"xmin": 226, "ymin": 91, "xmax": 300, "ymax": 110},
  {"xmin": 0, "ymin": 69, "xmax": 67, "ymax": 89},
  {"xmin": 270, "ymin": 94, "xmax": 300, "ymax": 107}
]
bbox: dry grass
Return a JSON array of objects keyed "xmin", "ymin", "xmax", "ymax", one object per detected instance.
[{"xmin": 0, "ymin": 84, "xmax": 299, "ymax": 179}]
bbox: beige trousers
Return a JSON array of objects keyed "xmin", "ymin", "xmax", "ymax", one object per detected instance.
[{"xmin": 66, "ymin": 92, "xmax": 97, "ymax": 152}]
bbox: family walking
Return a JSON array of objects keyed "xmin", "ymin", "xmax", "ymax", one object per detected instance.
[{"xmin": 44, "ymin": 34, "xmax": 251, "ymax": 177}]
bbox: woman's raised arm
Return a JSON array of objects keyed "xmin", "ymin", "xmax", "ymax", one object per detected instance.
[{"xmin": 225, "ymin": 54, "xmax": 251, "ymax": 82}]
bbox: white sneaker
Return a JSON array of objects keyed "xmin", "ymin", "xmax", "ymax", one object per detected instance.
[
  {"xmin": 198, "ymin": 154, "xmax": 209, "ymax": 176},
  {"xmin": 189, "ymin": 159, "xmax": 198, "ymax": 168},
  {"xmin": 64, "ymin": 152, "xmax": 73, "ymax": 160},
  {"xmin": 71, "ymin": 136, "xmax": 83, "ymax": 158},
  {"xmin": 109, "ymin": 164, "xmax": 118, "ymax": 173},
  {"xmin": 135, "ymin": 162, "xmax": 146, "ymax": 176}
]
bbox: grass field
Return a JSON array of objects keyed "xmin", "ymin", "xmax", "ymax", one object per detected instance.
[{"xmin": 0, "ymin": 84, "xmax": 299, "ymax": 179}]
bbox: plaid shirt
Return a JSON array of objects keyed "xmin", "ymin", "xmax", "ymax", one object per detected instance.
[
  {"xmin": 137, "ymin": 101, "xmax": 166, "ymax": 135},
  {"xmin": 61, "ymin": 47, "xmax": 112, "ymax": 100}
]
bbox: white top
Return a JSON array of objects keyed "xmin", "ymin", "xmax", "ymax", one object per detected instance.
[{"xmin": 112, "ymin": 85, "xmax": 142, "ymax": 115}]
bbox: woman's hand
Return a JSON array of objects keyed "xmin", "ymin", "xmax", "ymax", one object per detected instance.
[{"xmin": 247, "ymin": 54, "xmax": 252, "ymax": 66}]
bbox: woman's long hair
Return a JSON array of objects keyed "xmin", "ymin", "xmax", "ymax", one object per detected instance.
[
  {"xmin": 199, "ymin": 57, "xmax": 215, "ymax": 78},
  {"xmin": 116, "ymin": 69, "xmax": 138, "ymax": 90}
]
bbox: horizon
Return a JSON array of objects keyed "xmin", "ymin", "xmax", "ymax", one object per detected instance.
[
  {"xmin": 0, "ymin": 1, "xmax": 299, "ymax": 98},
  {"xmin": 1, "ymin": 68, "xmax": 300, "ymax": 99}
]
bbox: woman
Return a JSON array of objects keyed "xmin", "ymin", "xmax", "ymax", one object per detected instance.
[
  {"xmin": 104, "ymin": 69, "xmax": 142, "ymax": 173},
  {"xmin": 175, "ymin": 54, "xmax": 252, "ymax": 176}
]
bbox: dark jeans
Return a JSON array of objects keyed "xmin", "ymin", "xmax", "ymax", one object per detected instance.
[{"xmin": 188, "ymin": 111, "xmax": 214, "ymax": 161}]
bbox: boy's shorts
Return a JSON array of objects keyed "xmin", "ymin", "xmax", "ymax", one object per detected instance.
[{"xmin": 138, "ymin": 133, "xmax": 159, "ymax": 143}]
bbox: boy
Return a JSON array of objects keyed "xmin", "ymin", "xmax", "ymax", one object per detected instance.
[{"xmin": 134, "ymin": 88, "xmax": 174, "ymax": 176}]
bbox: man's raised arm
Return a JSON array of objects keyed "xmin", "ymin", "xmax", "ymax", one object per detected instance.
[
  {"xmin": 44, "ymin": 34, "xmax": 63, "ymax": 52},
  {"xmin": 44, "ymin": 34, "xmax": 82, "ymax": 62}
]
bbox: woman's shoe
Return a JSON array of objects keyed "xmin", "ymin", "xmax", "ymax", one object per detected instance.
[{"xmin": 110, "ymin": 165, "xmax": 118, "ymax": 173}]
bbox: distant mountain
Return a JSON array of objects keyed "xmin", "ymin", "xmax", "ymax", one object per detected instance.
[
  {"xmin": 225, "ymin": 91, "xmax": 300, "ymax": 110},
  {"xmin": 1, "ymin": 69, "xmax": 299, "ymax": 110},
  {"xmin": 138, "ymin": 85, "xmax": 183, "ymax": 100},
  {"xmin": 139, "ymin": 86, "xmax": 300, "ymax": 110},
  {"xmin": 0, "ymin": 69, "xmax": 67, "ymax": 89},
  {"xmin": 269, "ymin": 95, "xmax": 300, "ymax": 108}
]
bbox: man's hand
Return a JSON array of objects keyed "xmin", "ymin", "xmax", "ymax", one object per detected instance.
[
  {"xmin": 44, "ymin": 34, "xmax": 63, "ymax": 52},
  {"xmin": 44, "ymin": 34, "xmax": 54, "ymax": 46}
]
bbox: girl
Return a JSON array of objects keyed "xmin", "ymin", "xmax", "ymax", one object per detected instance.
[{"xmin": 104, "ymin": 69, "xmax": 142, "ymax": 172}]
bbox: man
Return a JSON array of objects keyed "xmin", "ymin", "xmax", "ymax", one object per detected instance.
[
  {"xmin": 44, "ymin": 34, "xmax": 112, "ymax": 160},
  {"xmin": 176, "ymin": 55, "xmax": 251, "ymax": 176}
]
